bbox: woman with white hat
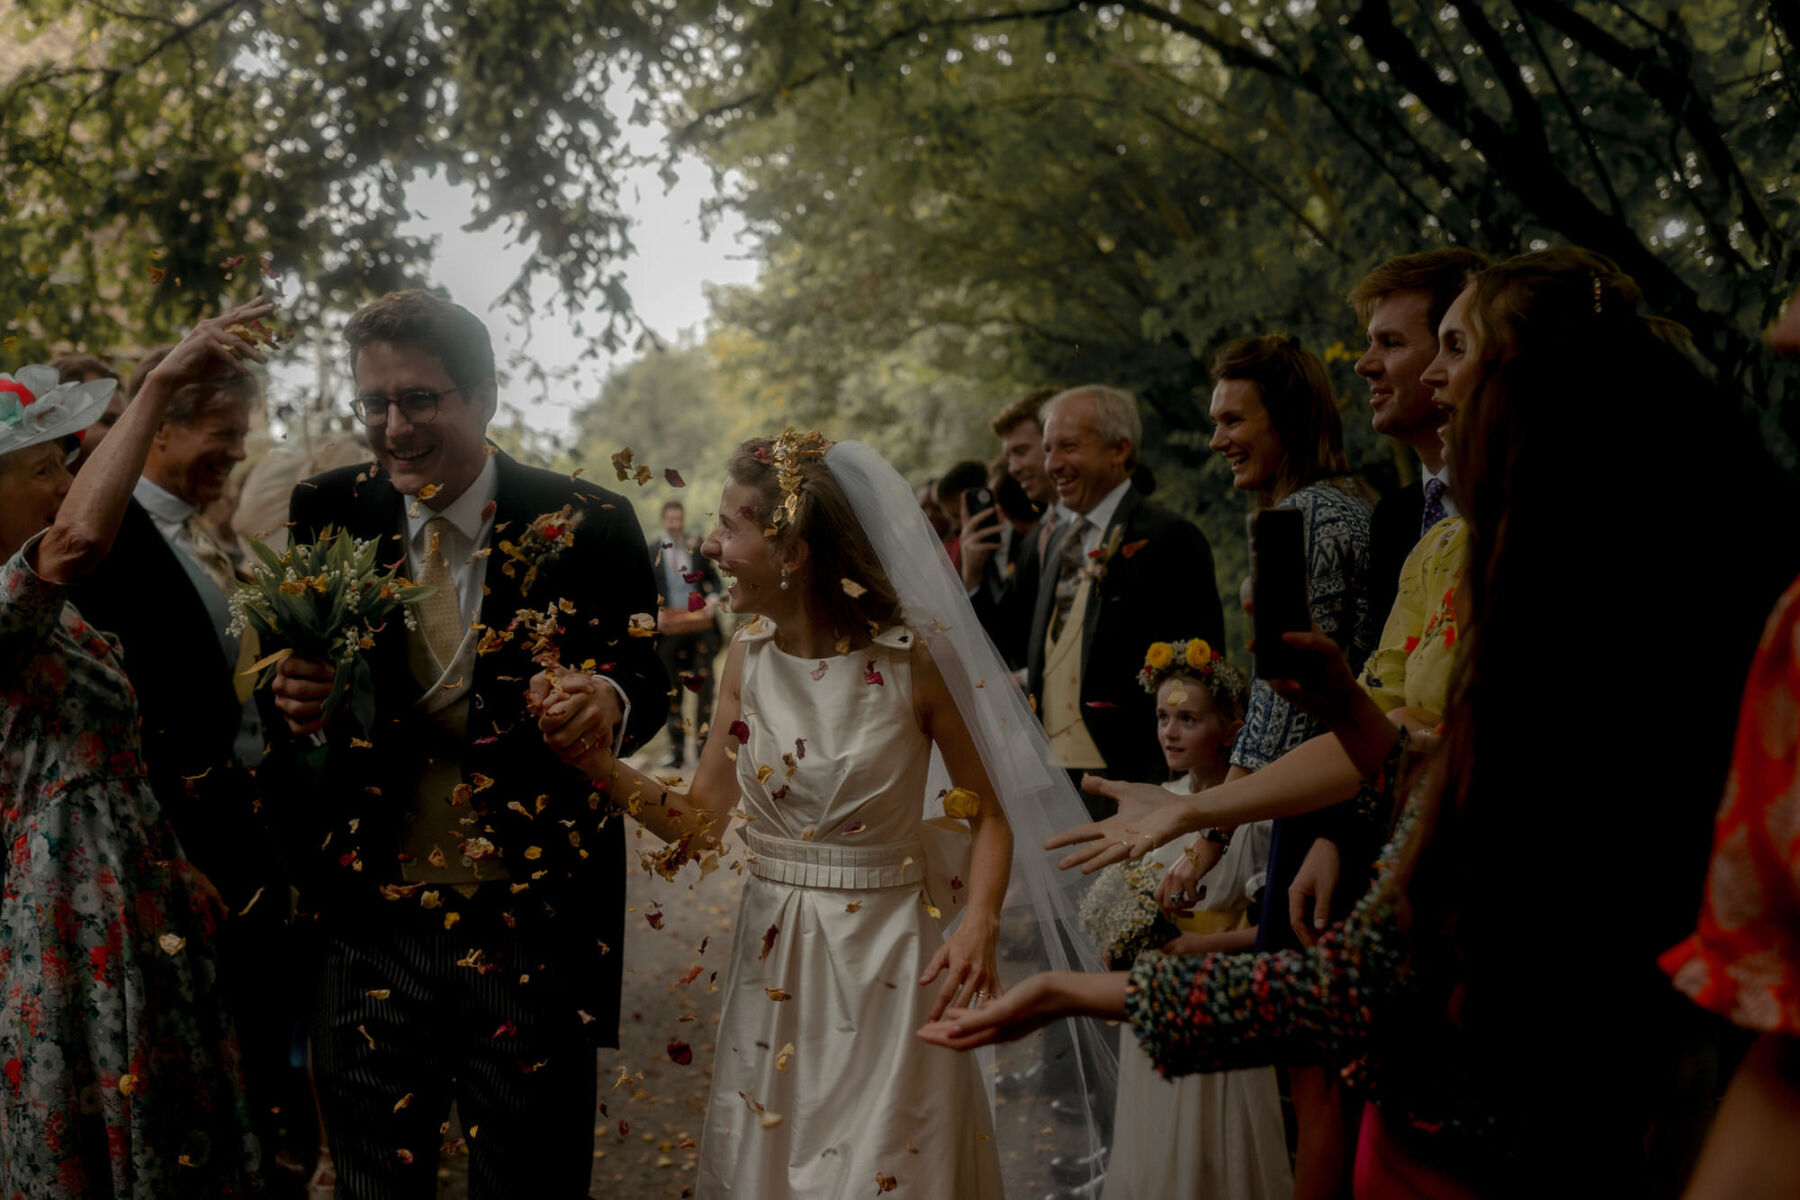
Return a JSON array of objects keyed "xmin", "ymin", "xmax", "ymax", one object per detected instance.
[{"xmin": 0, "ymin": 298, "xmax": 272, "ymax": 1197}]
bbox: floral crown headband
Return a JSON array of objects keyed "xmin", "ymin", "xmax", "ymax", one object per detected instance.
[
  {"xmin": 1138, "ymin": 638, "xmax": 1249, "ymax": 719},
  {"xmin": 0, "ymin": 365, "xmax": 117, "ymax": 461}
]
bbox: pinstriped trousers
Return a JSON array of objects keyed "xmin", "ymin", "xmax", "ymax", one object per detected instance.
[{"xmin": 312, "ymin": 899, "xmax": 599, "ymax": 1199}]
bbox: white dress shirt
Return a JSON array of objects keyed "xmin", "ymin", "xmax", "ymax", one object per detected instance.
[
  {"xmin": 399, "ymin": 456, "xmax": 631, "ymax": 734},
  {"xmin": 401, "ymin": 455, "xmax": 499, "ymax": 626},
  {"xmin": 1071, "ymin": 478, "xmax": 1134, "ymax": 555},
  {"xmin": 132, "ymin": 475, "xmax": 265, "ymax": 765}
]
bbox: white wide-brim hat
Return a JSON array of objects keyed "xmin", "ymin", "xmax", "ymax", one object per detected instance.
[{"xmin": 0, "ymin": 364, "xmax": 117, "ymax": 461}]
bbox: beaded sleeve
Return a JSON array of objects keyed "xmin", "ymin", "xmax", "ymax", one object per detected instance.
[{"xmin": 1125, "ymin": 787, "xmax": 1421, "ymax": 1077}]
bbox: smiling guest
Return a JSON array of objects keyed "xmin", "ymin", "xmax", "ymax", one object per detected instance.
[
  {"xmin": 67, "ymin": 339, "xmax": 307, "ymax": 1172},
  {"xmin": 264, "ymin": 289, "xmax": 667, "ymax": 1196},
  {"xmin": 1026, "ymin": 386, "xmax": 1225, "ymax": 807},
  {"xmin": 1348, "ymin": 249, "xmax": 1488, "ymax": 628},
  {"xmin": 1207, "ymin": 334, "xmax": 1375, "ymax": 1200}
]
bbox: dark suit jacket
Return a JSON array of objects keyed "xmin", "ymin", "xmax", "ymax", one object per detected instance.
[
  {"xmin": 1026, "ymin": 489, "xmax": 1226, "ymax": 783},
  {"xmin": 69, "ymin": 499, "xmax": 271, "ymax": 908},
  {"xmin": 263, "ymin": 450, "xmax": 668, "ymax": 1044},
  {"xmin": 1367, "ymin": 479, "xmax": 1424, "ymax": 651},
  {"xmin": 649, "ymin": 533, "xmax": 724, "ymax": 610},
  {"xmin": 970, "ymin": 520, "xmax": 1043, "ymax": 671}
]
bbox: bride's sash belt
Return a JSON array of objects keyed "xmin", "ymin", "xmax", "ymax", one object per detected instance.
[{"xmin": 743, "ymin": 827, "xmax": 927, "ymax": 891}]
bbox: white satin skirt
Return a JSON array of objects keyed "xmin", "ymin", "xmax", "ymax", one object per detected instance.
[
  {"xmin": 695, "ymin": 829, "xmax": 1004, "ymax": 1198},
  {"xmin": 1103, "ymin": 1025, "xmax": 1293, "ymax": 1200}
]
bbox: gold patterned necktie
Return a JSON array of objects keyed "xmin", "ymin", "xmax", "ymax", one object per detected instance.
[
  {"xmin": 418, "ymin": 517, "xmax": 465, "ymax": 668},
  {"xmin": 181, "ymin": 513, "xmax": 239, "ymax": 594},
  {"xmin": 1048, "ymin": 514, "xmax": 1090, "ymax": 643}
]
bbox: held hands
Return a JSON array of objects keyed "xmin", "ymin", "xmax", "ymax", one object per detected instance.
[
  {"xmin": 529, "ymin": 667, "xmax": 620, "ymax": 772},
  {"xmin": 1043, "ymin": 775, "xmax": 1192, "ymax": 873},
  {"xmin": 920, "ymin": 912, "xmax": 1001, "ymax": 1021},
  {"xmin": 272, "ymin": 654, "xmax": 334, "ymax": 736}
]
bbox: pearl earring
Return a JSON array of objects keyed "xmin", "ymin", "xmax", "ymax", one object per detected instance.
[{"xmin": 780, "ymin": 567, "xmax": 789, "ymax": 591}]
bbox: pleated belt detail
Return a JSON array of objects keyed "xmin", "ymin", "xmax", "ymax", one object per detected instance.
[{"xmin": 744, "ymin": 827, "xmax": 926, "ymax": 891}]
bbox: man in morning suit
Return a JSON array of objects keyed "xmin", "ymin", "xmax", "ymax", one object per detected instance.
[
  {"xmin": 267, "ymin": 291, "xmax": 667, "ymax": 1199},
  {"xmin": 1350, "ymin": 248, "xmax": 1490, "ymax": 628},
  {"xmin": 1026, "ymin": 385, "xmax": 1225, "ymax": 811},
  {"xmin": 68, "ymin": 347, "xmax": 306, "ymax": 1179}
]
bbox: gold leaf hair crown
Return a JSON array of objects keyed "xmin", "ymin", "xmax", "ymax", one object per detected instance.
[{"xmin": 769, "ymin": 426, "xmax": 832, "ymax": 529}]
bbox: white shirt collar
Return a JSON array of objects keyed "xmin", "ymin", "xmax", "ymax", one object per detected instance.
[
  {"xmin": 133, "ymin": 474, "xmax": 196, "ymax": 526},
  {"xmin": 1073, "ymin": 477, "xmax": 1134, "ymax": 534},
  {"xmin": 403, "ymin": 454, "xmax": 499, "ymax": 547}
]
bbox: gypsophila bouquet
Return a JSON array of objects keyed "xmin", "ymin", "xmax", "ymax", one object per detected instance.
[
  {"xmin": 1077, "ymin": 857, "xmax": 1182, "ymax": 969},
  {"xmin": 229, "ymin": 527, "xmax": 436, "ymax": 735}
]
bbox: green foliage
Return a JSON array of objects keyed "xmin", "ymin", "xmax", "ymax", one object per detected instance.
[
  {"xmin": 0, "ymin": 0, "xmax": 687, "ymax": 367},
  {"xmin": 232, "ymin": 524, "xmax": 433, "ymax": 732},
  {"xmin": 666, "ymin": 0, "xmax": 1800, "ymax": 559}
]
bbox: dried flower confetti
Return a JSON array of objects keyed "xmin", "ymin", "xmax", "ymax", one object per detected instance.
[
  {"xmin": 942, "ymin": 787, "xmax": 982, "ymax": 820},
  {"xmin": 759, "ymin": 924, "xmax": 780, "ymax": 962},
  {"xmin": 764, "ymin": 987, "xmax": 792, "ymax": 1001}
]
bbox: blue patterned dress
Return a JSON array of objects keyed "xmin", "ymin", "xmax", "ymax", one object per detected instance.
[
  {"xmin": 1229, "ymin": 478, "xmax": 1374, "ymax": 954},
  {"xmin": 0, "ymin": 537, "xmax": 256, "ymax": 1197}
]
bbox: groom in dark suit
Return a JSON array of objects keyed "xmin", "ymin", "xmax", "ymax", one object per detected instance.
[
  {"xmin": 267, "ymin": 290, "xmax": 666, "ymax": 1199},
  {"xmin": 1026, "ymin": 386, "xmax": 1225, "ymax": 806}
]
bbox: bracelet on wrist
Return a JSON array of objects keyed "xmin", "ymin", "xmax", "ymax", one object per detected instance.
[{"xmin": 1200, "ymin": 827, "xmax": 1233, "ymax": 847}]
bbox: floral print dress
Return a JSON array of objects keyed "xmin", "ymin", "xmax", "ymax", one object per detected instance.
[
  {"xmin": 1663, "ymin": 573, "xmax": 1800, "ymax": 1032},
  {"xmin": 0, "ymin": 538, "xmax": 256, "ymax": 1197}
]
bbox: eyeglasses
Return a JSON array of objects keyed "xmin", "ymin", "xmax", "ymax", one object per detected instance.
[{"xmin": 349, "ymin": 386, "xmax": 462, "ymax": 427}]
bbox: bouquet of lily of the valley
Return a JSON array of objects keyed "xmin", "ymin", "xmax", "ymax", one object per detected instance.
[{"xmin": 228, "ymin": 526, "xmax": 436, "ymax": 737}]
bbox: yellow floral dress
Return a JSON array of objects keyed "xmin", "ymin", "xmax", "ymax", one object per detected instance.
[{"xmin": 1358, "ymin": 516, "xmax": 1468, "ymax": 715}]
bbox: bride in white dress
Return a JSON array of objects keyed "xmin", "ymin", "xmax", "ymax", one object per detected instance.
[{"xmin": 538, "ymin": 432, "xmax": 1070, "ymax": 1197}]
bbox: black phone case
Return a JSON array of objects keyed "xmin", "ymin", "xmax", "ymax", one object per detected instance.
[{"xmin": 1249, "ymin": 508, "xmax": 1310, "ymax": 679}]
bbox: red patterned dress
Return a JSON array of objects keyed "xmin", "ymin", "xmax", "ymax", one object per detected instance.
[
  {"xmin": 0, "ymin": 537, "xmax": 256, "ymax": 1196},
  {"xmin": 1663, "ymin": 576, "xmax": 1800, "ymax": 1033}
]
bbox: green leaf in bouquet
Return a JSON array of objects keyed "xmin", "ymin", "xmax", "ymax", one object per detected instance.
[
  {"xmin": 322, "ymin": 653, "xmax": 355, "ymax": 725},
  {"xmin": 247, "ymin": 537, "xmax": 285, "ymax": 577},
  {"xmin": 350, "ymin": 655, "xmax": 376, "ymax": 734}
]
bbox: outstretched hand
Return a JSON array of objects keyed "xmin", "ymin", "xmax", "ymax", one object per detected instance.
[
  {"xmin": 917, "ymin": 969, "xmax": 1129, "ymax": 1051},
  {"xmin": 1043, "ymin": 775, "xmax": 1194, "ymax": 873}
]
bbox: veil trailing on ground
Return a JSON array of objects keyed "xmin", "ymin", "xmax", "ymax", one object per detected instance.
[{"xmin": 826, "ymin": 440, "xmax": 1117, "ymax": 1188}]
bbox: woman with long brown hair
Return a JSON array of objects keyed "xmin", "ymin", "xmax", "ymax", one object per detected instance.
[{"xmin": 922, "ymin": 248, "xmax": 1787, "ymax": 1196}]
